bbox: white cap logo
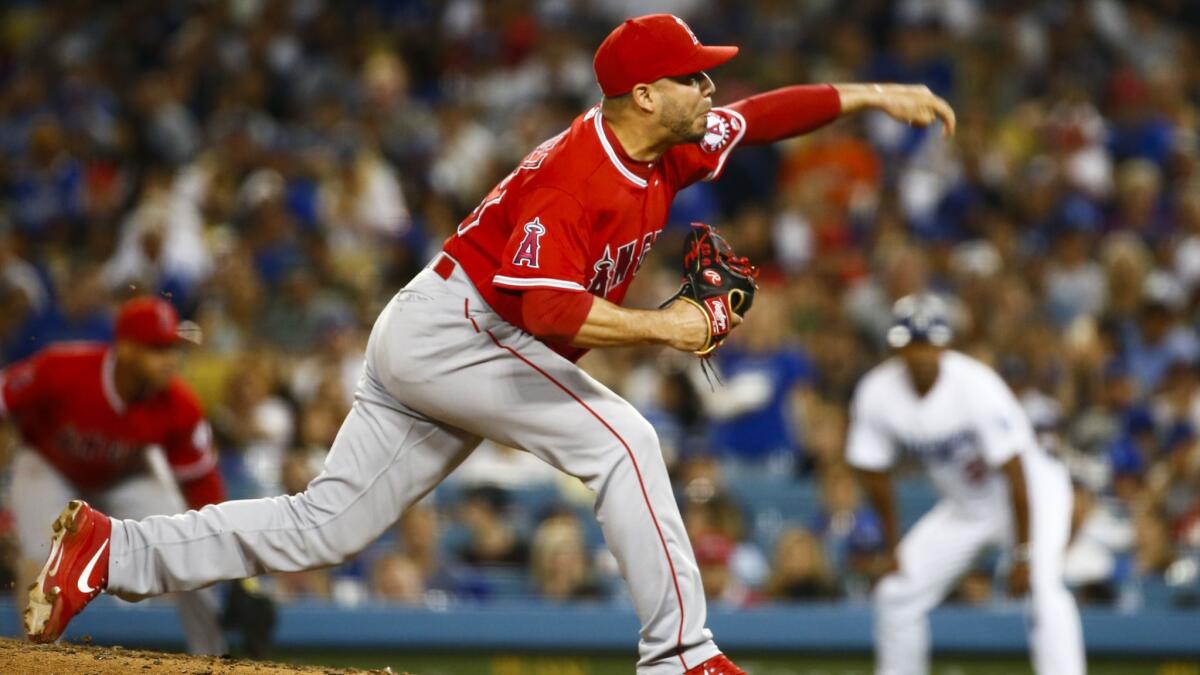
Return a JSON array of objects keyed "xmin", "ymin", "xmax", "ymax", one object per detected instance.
[
  {"xmin": 700, "ymin": 113, "xmax": 730, "ymax": 153},
  {"xmin": 672, "ymin": 16, "xmax": 700, "ymax": 45}
]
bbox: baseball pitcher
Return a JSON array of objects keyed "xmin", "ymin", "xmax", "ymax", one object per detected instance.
[{"xmin": 26, "ymin": 15, "xmax": 954, "ymax": 675}]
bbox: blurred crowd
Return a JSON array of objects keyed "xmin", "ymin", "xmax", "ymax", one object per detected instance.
[{"xmin": 0, "ymin": 0, "xmax": 1198, "ymax": 613}]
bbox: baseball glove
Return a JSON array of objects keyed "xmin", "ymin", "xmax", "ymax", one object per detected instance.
[{"xmin": 662, "ymin": 222, "xmax": 758, "ymax": 357}]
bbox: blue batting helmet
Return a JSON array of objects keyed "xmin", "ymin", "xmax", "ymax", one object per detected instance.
[{"xmin": 887, "ymin": 294, "xmax": 952, "ymax": 348}]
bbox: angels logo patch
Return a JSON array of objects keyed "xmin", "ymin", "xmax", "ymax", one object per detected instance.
[
  {"xmin": 700, "ymin": 112, "xmax": 732, "ymax": 154},
  {"xmin": 512, "ymin": 217, "xmax": 546, "ymax": 268},
  {"xmin": 671, "ymin": 15, "xmax": 701, "ymax": 46}
]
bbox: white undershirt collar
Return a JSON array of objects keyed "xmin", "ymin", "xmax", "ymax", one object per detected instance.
[
  {"xmin": 101, "ymin": 348, "xmax": 127, "ymax": 414},
  {"xmin": 591, "ymin": 109, "xmax": 649, "ymax": 189}
]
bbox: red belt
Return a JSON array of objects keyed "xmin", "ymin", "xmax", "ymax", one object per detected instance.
[{"xmin": 433, "ymin": 254, "xmax": 456, "ymax": 280}]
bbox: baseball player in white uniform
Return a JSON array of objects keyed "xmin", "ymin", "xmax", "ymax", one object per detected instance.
[
  {"xmin": 846, "ymin": 294, "xmax": 1085, "ymax": 675},
  {"xmin": 25, "ymin": 15, "xmax": 956, "ymax": 675}
]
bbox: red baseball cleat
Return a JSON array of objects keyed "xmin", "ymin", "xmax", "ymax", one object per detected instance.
[
  {"xmin": 685, "ymin": 654, "xmax": 747, "ymax": 675},
  {"xmin": 25, "ymin": 500, "xmax": 111, "ymax": 643}
]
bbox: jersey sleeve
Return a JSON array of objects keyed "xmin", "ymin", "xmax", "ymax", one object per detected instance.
[
  {"xmin": 970, "ymin": 366, "xmax": 1038, "ymax": 467},
  {"xmin": 492, "ymin": 187, "xmax": 591, "ymax": 292},
  {"xmin": 163, "ymin": 384, "xmax": 224, "ymax": 507},
  {"xmin": 0, "ymin": 351, "xmax": 53, "ymax": 420},
  {"xmin": 727, "ymin": 85, "xmax": 842, "ymax": 145},
  {"xmin": 661, "ymin": 107, "xmax": 748, "ymax": 188},
  {"xmin": 845, "ymin": 382, "xmax": 897, "ymax": 471},
  {"xmin": 520, "ymin": 288, "xmax": 595, "ymax": 342}
]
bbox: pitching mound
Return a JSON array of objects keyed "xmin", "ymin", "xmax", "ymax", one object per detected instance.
[{"xmin": 0, "ymin": 637, "xmax": 405, "ymax": 674}]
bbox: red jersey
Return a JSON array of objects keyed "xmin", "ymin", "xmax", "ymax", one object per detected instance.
[
  {"xmin": 0, "ymin": 343, "xmax": 223, "ymax": 507},
  {"xmin": 443, "ymin": 105, "xmax": 746, "ymax": 361}
]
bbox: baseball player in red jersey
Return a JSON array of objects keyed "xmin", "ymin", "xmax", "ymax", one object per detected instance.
[
  {"xmin": 26, "ymin": 15, "xmax": 953, "ymax": 674},
  {"xmin": 5, "ymin": 296, "xmax": 227, "ymax": 654}
]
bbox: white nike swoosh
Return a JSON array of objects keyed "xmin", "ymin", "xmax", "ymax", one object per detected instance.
[
  {"xmin": 76, "ymin": 539, "xmax": 109, "ymax": 594},
  {"xmin": 47, "ymin": 540, "xmax": 64, "ymax": 576}
]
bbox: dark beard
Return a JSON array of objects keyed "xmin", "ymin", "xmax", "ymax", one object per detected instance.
[
  {"xmin": 664, "ymin": 101, "xmax": 704, "ymax": 142},
  {"xmin": 678, "ymin": 124, "xmax": 705, "ymax": 142}
]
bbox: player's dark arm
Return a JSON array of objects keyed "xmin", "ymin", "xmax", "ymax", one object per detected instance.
[
  {"xmin": 855, "ymin": 467, "xmax": 901, "ymax": 555},
  {"xmin": 1000, "ymin": 455, "xmax": 1031, "ymax": 551},
  {"xmin": 521, "ymin": 288, "xmax": 719, "ymax": 352},
  {"xmin": 726, "ymin": 83, "xmax": 955, "ymax": 146},
  {"xmin": 1000, "ymin": 454, "xmax": 1032, "ymax": 595}
]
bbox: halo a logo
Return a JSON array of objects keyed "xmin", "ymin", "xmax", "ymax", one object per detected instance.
[{"xmin": 701, "ymin": 113, "xmax": 730, "ymax": 153}]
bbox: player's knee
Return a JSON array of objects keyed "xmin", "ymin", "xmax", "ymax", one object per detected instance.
[
  {"xmin": 288, "ymin": 492, "xmax": 377, "ymax": 563},
  {"xmin": 1030, "ymin": 570, "xmax": 1069, "ymax": 598},
  {"xmin": 589, "ymin": 415, "xmax": 663, "ymax": 487},
  {"xmin": 598, "ymin": 412, "xmax": 660, "ymax": 458},
  {"xmin": 874, "ymin": 576, "xmax": 898, "ymax": 606},
  {"xmin": 626, "ymin": 415, "xmax": 661, "ymax": 453},
  {"xmin": 308, "ymin": 524, "xmax": 373, "ymax": 566},
  {"xmin": 619, "ymin": 416, "xmax": 666, "ymax": 469},
  {"xmin": 873, "ymin": 574, "xmax": 918, "ymax": 611}
]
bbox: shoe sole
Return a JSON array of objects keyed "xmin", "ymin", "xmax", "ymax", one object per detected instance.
[{"xmin": 24, "ymin": 500, "xmax": 85, "ymax": 642}]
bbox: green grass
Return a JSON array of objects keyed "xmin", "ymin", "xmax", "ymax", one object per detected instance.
[{"xmin": 275, "ymin": 650, "xmax": 1197, "ymax": 675}]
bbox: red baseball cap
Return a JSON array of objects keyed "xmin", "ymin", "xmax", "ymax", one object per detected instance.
[
  {"xmin": 693, "ymin": 533, "xmax": 735, "ymax": 566},
  {"xmin": 593, "ymin": 14, "xmax": 738, "ymax": 97},
  {"xmin": 115, "ymin": 296, "xmax": 201, "ymax": 347}
]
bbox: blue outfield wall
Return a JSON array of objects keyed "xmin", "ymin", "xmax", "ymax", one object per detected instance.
[{"xmin": 1, "ymin": 598, "xmax": 1196, "ymax": 655}]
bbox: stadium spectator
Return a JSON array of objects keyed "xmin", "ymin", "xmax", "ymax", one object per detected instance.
[
  {"xmin": 694, "ymin": 532, "xmax": 760, "ymax": 608},
  {"xmin": 530, "ymin": 513, "xmax": 604, "ymax": 602},
  {"xmin": 1133, "ymin": 505, "xmax": 1176, "ymax": 577},
  {"xmin": 455, "ymin": 485, "xmax": 529, "ymax": 568},
  {"xmin": 810, "ymin": 463, "xmax": 885, "ymax": 588},
  {"xmin": 272, "ymin": 567, "xmax": 332, "ymax": 603},
  {"xmin": 680, "ymin": 476, "xmax": 770, "ymax": 593},
  {"xmin": 701, "ymin": 287, "xmax": 816, "ymax": 471},
  {"xmin": 1120, "ymin": 287, "xmax": 1200, "ymax": 395},
  {"xmin": 207, "ymin": 351, "xmax": 294, "ymax": 497},
  {"xmin": 945, "ymin": 565, "xmax": 996, "ymax": 606},
  {"xmin": 1064, "ymin": 482, "xmax": 1133, "ymax": 605},
  {"xmin": 396, "ymin": 502, "xmax": 443, "ymax": 586},
  {"xmin": 103, "ymin": 166, "xmax": 213, "ymax": 310},
  {"xmin": 764, "ymin": 527, "xmax": 841, "ymax": 601},
  {"xmin": 371, "ymin": 553, "xmax": 426, "ymax": 605}
]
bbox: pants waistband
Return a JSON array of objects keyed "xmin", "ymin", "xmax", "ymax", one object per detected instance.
[
  {"xmin": 431, "ymin": 253, "xmax": 456, "ymax": 280},
  {"xmin": 422, "ymin": 252, "xmax": 488, "ymax": 312}
]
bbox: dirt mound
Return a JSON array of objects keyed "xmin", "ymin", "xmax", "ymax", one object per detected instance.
[{"xmin": 0, "ymin": 637, "xmax": 405, "ymax": 674}]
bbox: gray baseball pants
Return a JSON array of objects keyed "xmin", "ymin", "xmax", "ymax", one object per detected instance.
[{"xmin": 107, "ymin": 259, "xmax": 719, "ymax": 674}]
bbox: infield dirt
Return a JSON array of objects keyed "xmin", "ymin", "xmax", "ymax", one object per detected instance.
[{"xmin": 0, "ymin": 637, "xmax": 406, "ymax": 674}]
